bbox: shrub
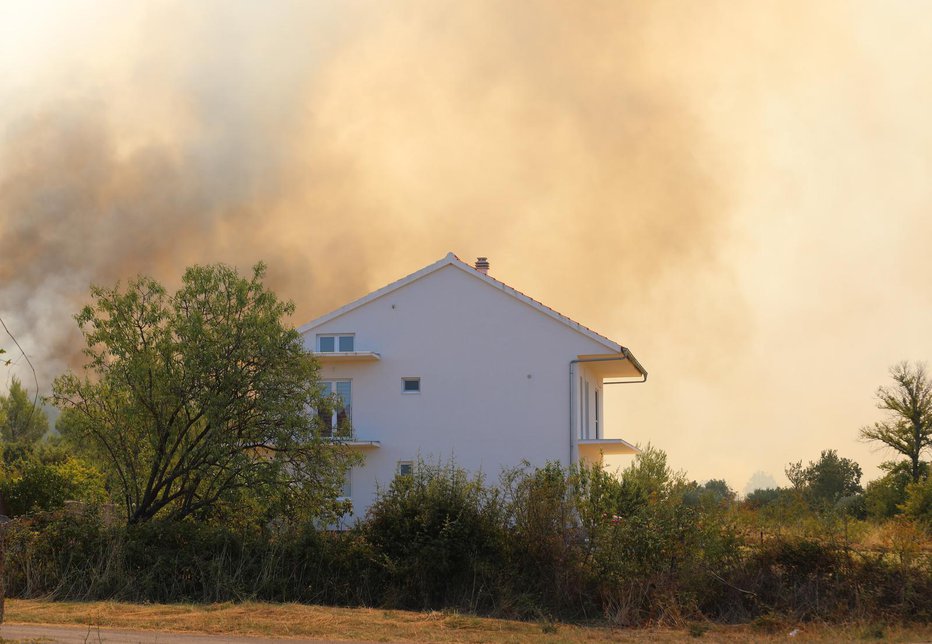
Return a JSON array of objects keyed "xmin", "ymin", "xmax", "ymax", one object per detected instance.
[
  {"xmin": 363, "ymin": 460, "xmax": 506, "ymax": 611},
  {"xmin": 0, "ymin": 443, "xmax": 106, "ymax": 517},
  {"xmin": 901, "ymin": 476, "xmax": 932, "ymax": 529}
]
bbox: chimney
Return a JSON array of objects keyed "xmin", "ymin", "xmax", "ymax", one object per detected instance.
[{"xmin": 475, "ymin": 257, "xmax": 490, "ymax": 275}]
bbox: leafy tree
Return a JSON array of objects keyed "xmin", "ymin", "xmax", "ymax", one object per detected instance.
[
  {"xmin": 863, "ymin": 460, "xmax": 925, "ymax": 520},
  {"xmin": 860, "ymin": 361, "xmax": 932, "ymax": 483},
  {"xmin": 901, "ymin": 475, "xmax": 932, "ymax": 529},
  {"xmin": 744, "ymin": 487, "xmax": 785, "ymax": 509},
  {"xmin": 617, "ymin": 444, "xmax": 682, "ymax": 513},
  {"xmin": 51, "ymin": 263, "xmax": 358, "ymax": 524},
  {"xmin": 0, "ymin": 376, "xmax": 48, "ymax": 443},
  {"xmin": 0, "ymin": 442, "xmax": 106, "ymax": 517},
  {"xmin": 786, "ymin": 449, "xmax": 862, "ymax": 509},
  {"xmin": 682, "ymin": 478, "xmax": 737, "ymax": 509}
]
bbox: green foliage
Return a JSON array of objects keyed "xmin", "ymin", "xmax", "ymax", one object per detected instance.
[
  {"xmin": 615, "ymin": 444, "xmax": 682, "ymax": 516},
  {"xmin": 0, "ymin": 376, "xmax": 48, "ymax": 443},
  {"xmin": 682, "ymin": 479, "xmax": 737, "ymax": 510},
  {"xmin": 0, "ymin": 443, "xmax": 106, "ymax": 516},
  {"xmin": 50, "ymin": 263, "xmax": 358, "ymax": 524},
  {"xmin": 363, "ymin": 460, "xmax": 506, "ymax": 610},
  {"xmin": 864, "ymin": 461, "xmax": 917, "ymax": 519},
  {"xmin": 500, "ymin": 461, "xmax": 590, "ymax": 616},
  {"xmin": 744, "ymin": 487, "xmax": 788, "ymax": 509},
  {"xmin": 901, "ymin": 476, "xmax": 932, "ymax": 528},
  {"xmin": 786, "ymin": 449, "xmax": 863, "ymax": 511},
  {"xmin": 3, "ymin": 453, "xmax": 932, "ymax": 626},
  {"xmin": 860, "ymin": 361, "xmax": 932, "ymax": 483}
]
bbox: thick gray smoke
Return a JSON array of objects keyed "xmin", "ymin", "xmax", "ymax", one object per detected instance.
[
  {"xmin": 0, "ymin": 1, "xmax": 736, "ymax": 387},
  {"xmin": 5, "ymin": 1, "xmax": 931, "ymax": 490}
]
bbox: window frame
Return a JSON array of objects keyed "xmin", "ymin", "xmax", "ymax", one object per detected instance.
[
  {"xmin": 401, "ymin": 377, "xmax": 421, "ymax": 394},
  {"xmin": 397, "ymin": 461, "xmax": 414, "ymax": 476},
  {"xmin": 339, "ymin": 468, "xmax": 352, "ymax": 500},
  {"xmin": 316, "ymin": 333, "xmax": 355, "ymax": 353},
  {"xmin": 319, "ymin": 379, "xmax": 352, "ymax": 436}
]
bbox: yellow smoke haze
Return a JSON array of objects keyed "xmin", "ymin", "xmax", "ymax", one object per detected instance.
[{"xmin": 2, "ymin": 1, "xmax": 931, "ymax": 491}]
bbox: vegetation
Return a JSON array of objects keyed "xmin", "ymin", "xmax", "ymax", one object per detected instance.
[
  {"xmin": 3, "ymin": 453, "xmax": 931, "ymax": 628},
  {"xmin": 860, "ymin": 361, "xmax": 932, "ymax": 483},
  {"xmin": 3, "ymin": 270, "xmax": 932, "ymax": 635},
  {"xmin": 0, "ymin": 377, "xmax": 47, "ymax": 444},
  {"xmin": 49, "ymin": 263, "xmax": 358, "ymax": 525},
  {"xmin": 0, "ymin": 443, "xmax": 106, "ymax": 517}
]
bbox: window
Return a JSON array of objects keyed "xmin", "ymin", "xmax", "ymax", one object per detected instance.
[
  {"xmin": 340, "ymin": 469, "xmax": 352, "ymax": 499},
  {"xmin": 317, "ymin": 334, "xmax": 354, "ymax": 352},
  {"xmin": 594, "ymin": 389, "xmax": 600, "ymax": 439},
  {"xmin": 319, "ymin": 380, "xmax": 351, "ymax": 436},
  {"xmin": 401, "ymin": 377, "xmax": 420, "ymax": 393},
  {"xmin": 397, "ymin": 461, "xmax": 414, "ymax": 476}
]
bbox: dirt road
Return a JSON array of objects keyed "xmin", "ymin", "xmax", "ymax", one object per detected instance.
[{"xmin": 0, "ymin": 623, "xmax": 384, "ymax": 644}]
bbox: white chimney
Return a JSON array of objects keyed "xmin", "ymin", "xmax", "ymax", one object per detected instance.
[{"xmin": 475, "ymin": 257, "xmax": 490, "ymax": 275}]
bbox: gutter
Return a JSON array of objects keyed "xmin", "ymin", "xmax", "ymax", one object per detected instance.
[{"xmin": 568, "ymin": 349, "xmax": 648, "ymax": 464}]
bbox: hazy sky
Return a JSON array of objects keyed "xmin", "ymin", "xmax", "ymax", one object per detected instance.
[{"xmin": 2, "ymin": 1, "xmax": 931, "ymax": 493}]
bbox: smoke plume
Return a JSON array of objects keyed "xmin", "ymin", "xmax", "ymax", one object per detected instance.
[{"xmin": 3, "ymin": 1, "xmax": 932, "ymax": 487}]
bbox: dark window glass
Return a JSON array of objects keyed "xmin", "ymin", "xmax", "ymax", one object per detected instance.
[
  {"xmin": 319, "ymin": 336, "xmax": 335, "ymax": 352},
  {"xmin": 339, "ymin": 335, "xmax": 354, "ymax": 352},
  {"xmin": 403, "ymin": 378, "xmax": 420, "ymax": 392}
]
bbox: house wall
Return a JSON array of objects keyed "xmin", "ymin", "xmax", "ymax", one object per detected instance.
[{"xmin": 302, "ymin": 263, "xmax": 611, "ymax": 520}]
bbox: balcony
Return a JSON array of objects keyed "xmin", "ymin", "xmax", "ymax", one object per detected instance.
[
  {"xmin": 577, "ymin": 438, "xmax": 639, "ymax": 464},
  {"xmin": 312, "ymin": 351, "xmax": 381, "ymax": 364},
  {"xmin": 323, "ymin": 435, "xmax": 381, "ymax": 448}
]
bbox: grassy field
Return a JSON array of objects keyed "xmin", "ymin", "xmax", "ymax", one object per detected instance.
[{"xmin": 4, "ymin": 600, "xmax": 932, "ymax": 643}]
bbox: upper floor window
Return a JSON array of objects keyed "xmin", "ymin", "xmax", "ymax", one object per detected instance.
[
  {"xmin": 317, "ymin": 334, "xmax": 354, "ymax": 352},
  {"xmin": 402, "ymin": 377, "xmax": 421, "ymax": 394}
]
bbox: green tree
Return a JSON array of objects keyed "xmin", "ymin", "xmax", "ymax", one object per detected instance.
[
  {"xmin": 786, "ymin": 449, "xmax": 863, "ymax": 509},
  {"xmin": 0, "ymin": 442, "xmax": 106, "ymax": 517},
  {"xmin": 901, "ymin": 475, "xmax": 932, "ymax": 529},
  {"xmin": 860, "ymin": 361, "xmax": 932, "ymax": 483},
  {"xmin": 0, "ymin": 376, "xmax": 48, "ymax": 443},
  {"xmin": 51, "ymin": 263, "xmax": 358, "ymax": 524},
  {"xmin": 863, "ymin": 460, "xmax": 924, "ymax": 519}
]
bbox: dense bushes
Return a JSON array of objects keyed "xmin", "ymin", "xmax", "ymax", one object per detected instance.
[
  {"xmin": 3, "ymin": 455, "xmax": 932, "ymax": 626},
  {"xmin": 0, "ymin": 443, "xmax": 106, "ymax": 517},
  {"xmin": 363, "ymin": 462, "xmax": 505, "ymax": 611}
]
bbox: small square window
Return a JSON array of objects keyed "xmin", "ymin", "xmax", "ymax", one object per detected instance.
[
  {"xmin": 397, "ymin": 461, "xmax": 414, "ymax": 476},
  {"xmin": 402, "ymin": 378, "xmax": 420, "ymax": 393},
  {"xmin": 318, "ymin": 336, "xmax": 335, "ymax": 352},
  {"xmin": 338, "ymin": 335, "xmax": 354, "ymax": 352}
]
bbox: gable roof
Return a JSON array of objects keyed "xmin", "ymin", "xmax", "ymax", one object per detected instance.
[{"xmin": 298, "ymin": 252, "xmax": 645, "ymax": 375}]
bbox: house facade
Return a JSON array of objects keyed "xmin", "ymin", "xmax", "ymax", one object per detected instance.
[{"xmin": 298, "ymin": 253, "xmax": 647, "ymax": 520}]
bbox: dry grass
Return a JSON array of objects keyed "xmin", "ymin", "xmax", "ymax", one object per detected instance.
[{"xmin": 4, "ymin": 600, "xmax": 932, "ymax": 643}]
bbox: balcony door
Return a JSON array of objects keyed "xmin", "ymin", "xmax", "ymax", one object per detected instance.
[{"xmin": 320, "ymin": 379, "xmax": 351, "ymax": 436}]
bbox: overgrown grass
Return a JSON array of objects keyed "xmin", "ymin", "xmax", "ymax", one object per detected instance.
[{"xmin": 5, "ymin": 600, "xmax": 932, "ymax": 642}]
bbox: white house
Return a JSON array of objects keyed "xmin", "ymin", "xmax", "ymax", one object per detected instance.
[{"xmin": 298, "ymin": 252, "xmax": 647, "ymax": 519}]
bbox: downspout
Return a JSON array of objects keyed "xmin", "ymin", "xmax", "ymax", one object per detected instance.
[{"xmin": 568, "ymin": 349, "xmax": 648, "ymax": 464}]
